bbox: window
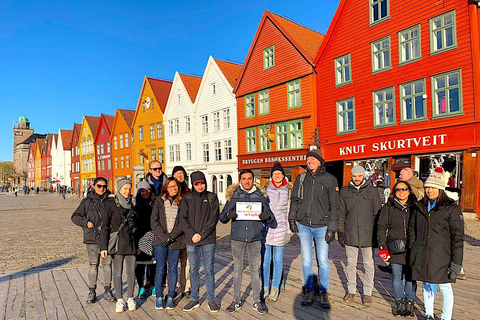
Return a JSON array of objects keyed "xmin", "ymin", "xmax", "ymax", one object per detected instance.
[
  {"xmin": 169, "ymin": 120, "xmax": 174, "ymax": 135},
  {"xmin": 430, "ymin": 11, "xmax": 456, "ymax": 53},
  {"xmin": 214, "ymin": 141, "xmax": 222, "ymax": 161},
  {"xmin": 185, "ymin": 117, "xmax": 191, "ymax": 133},
  {"xmin": 84, "ymin": 127, "xmax": 88, "ymax": 136},
  {"xmin": 288, "ymin": 79, "xmax": 301, "ymax": 109},
  {"xmin": 150, "ymin": 124, "xmax": 155, "ymax": 140},
  {"xmin": 125, "ymin": 155, "xmax": 130, "ymax": 168},
  {"xmin": 107, "ymin": 142, "xmax": 111, "ymax": 153},
  {"xmin": 335, "ymin": 54, "xmax": 352, "ymax": 85},
  {"xmin": 186, "ymin": 143, "xmax": 192, "ymax": 161},
  {"xmin": 432, "ymin": 70, "xmax": 462, "ymax": 117},
  {"xmin": 113, "ymin": 136, "xmax": 118, "ymax": 150},
  {"xmin": 140, "ymin": 150, "xmax": 145, "ymax": 165},
  {"xmin": 399, "ymin": 25, "xmax": 421, "ymax": 64},
  {"xmin": 96, "ymin": 145, "xmax": 100, "ymax": 155},
  {"xmin": 245, "ymin": 94, "xmax": 255, "ymax": 118},
  {"xmin": 120, "ymin": 156, "xmax": 124, "ymax": 169},
  {"xmin": 373, "ymin": 87, "xmax": 395, "ymax": 127},
  {"xmin": 100, "ymin": 143, "xmax": 104, "ymax": 155},
  {"xmin": 203, "ymin": 143, "xmax": 210, "ymax": 162},
  {"xmin": 202, "ymin": 115, "xmax": 209, "ymax": 134},
  {"xmin": 263, "ymin": 46, "xmax": 274, "ymax": 69},
  {"xmin": 400, "ymin": 79, "xmax": 426, "ymax": 122},
  {"xmin": 158, "ymin": 148, "xmax": 164, "ymax": 164},
  {"xmin": 177, "ymin": 94, "xmax": 181, "ymax": 105},
  {"xmin": 169, "ymin": 145, "xmax": 175, "ymax": 162},
  {"xmin": 246, "ymin": 128, "xmax": 256, "ymax": 153},
  {"xmin": 114, "ymin": 157, "xmax": 118, "ymax": 169},
  {"xmin": 259, "ymin": 90, "xmax": 269, "ymax": 115},
  {"xmin": 212, "ymin": 83, "xmax": 216, "ymax": 94},
  {"xmin": 259, "ymin": 126, "xmax": 271, "ymax": 151},
  {"xmin": 370, "ymin": 0, "xmax": 389, "ymax": 24},
  {"xmin": 223, "ymin": 108, "xmax": 231, "ymax": 129},
  {"xmin": 119, "ymin": 134, "xmax": 124, "ymax": 149},
  {"xmin": 175, "ymin": 144, "xmax": 181, "ymax": 161},
  {"xmin": 156, "ymin": 123, "xmax": 163, "ymax": 139},
  {"xmin": 151, "ymin": 149, "xmax": 157, "ymax": 160},
  {"xmin": 224, "ymin": 140, "xmax": 232, "ymax": 160},
  {"xmin": 213, "ymin": 112, "xmax": 221, "ymax": 131},
  {"xmin": 175, "ymin": 119, "xmax": 180, "ymax": 134},
  {"xmin": 125, "ymin": 133, "xmax": 129, "ymax": 148},
  {"xmin": 372, "ymin": 37, "xmax": 391, "ymax": 72},
  {"xmin": 337, "ymin": 98, "xmax": 356, "ymax": 133},
  {"xmin": 276, "ymin": 120, "xmax": 303, "ymax": 150},
  {"xmin": 107, "ymin": 159, "xmax": 111, "ymax": 170},
  {"xmin": 138, "ymin": 126, "xmax": 144, "ymax": 141}
]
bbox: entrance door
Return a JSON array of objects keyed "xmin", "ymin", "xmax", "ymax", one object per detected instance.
[
  {"xmin": 461, "ymin": 150, "xmax": 478, "ymax": 212},
  {"xmin": 212, "ymin": 175, "xmax": 217, "ymax": 195}
]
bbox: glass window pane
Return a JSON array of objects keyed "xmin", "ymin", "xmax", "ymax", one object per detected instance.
[
  {"xmin": 450, "ymin": 88, "xmax": 459, "ymax": 112},
  {"xmin": 449, "ymin": 73, "xmax": 459, "ymax": 86},
  {"xmin": 436, "ymin": 77, "xmax": 446, "ymax": 89},
  {"xmin": 437, "ymin": 91, "xmax": 447, "ymax": 114}
]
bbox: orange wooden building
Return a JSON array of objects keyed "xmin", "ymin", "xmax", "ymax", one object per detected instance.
[
  {"xmin": 234, "ymin": 10, "xmax": 325, "ymax": 184},
  {"xmin": 315, "ymin": 0, "xmax": 480, "ymax": 213}
]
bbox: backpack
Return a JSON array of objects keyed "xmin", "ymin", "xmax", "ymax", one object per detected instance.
[{"xmin": 297, "ymin": 172, "xmax": 307, "ymax": 200}]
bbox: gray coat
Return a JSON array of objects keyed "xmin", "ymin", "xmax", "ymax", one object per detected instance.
[
  {"xmin": 338, "ymin": 180, "xmax": 382, "ymax": 247},
  {"xmin": 265, "ymin": 181, "xmax": 292, "ymax": 246}
]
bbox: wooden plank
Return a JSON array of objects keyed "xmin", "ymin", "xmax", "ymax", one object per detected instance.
[
  {"xmin": 5, "ymin": 274, "xmax": 26, "ymax": 320},
  {"xmin": 39, "ymin": 271, "xmax": 68, "ymax": 320},
  {"xmin": 0, "ymin": 275, "xmax": 10, "ymax": 320},
  {"xmin": 52, "ymin": 270, "xmax": 88, "ymax": 319},
  {"xmin": 25, "ymin": 273, "xmax": 46, "ymax": 320}
]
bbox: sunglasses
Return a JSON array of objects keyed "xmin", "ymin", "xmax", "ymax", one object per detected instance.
[
  {"xmin": 95, "ymin": 184, "xmax": 108, "ymax": 189},
  {"xmin": 394, "ymin": 188, "xmax": 409, "ymax": 192},
  {"xmin": 150, "ymin": 167, "xmax": 162, "ymax": 171}
]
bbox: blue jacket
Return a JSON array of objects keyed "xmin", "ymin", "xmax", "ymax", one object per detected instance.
[{"xmin": 220, "ymin": 184, "xmax": 275, "ymax": 243}]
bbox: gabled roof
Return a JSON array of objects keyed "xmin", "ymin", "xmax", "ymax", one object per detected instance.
[
  {"xmin": 28, "ymin": 142, "xmax": 37, "ymax": 162},
  {"xmin": 314, "ymin": 0, "xmax": 347, "ymax": 63},
  {"xmin": 179, "ymin": 74, "xmax": 202, "ymax": 103},
  {"xmin": 48, "ymin": 134, "xmax": 58, "ymax": 152},
  {"xmin": 36, "ymin": 138, "xmax": 46, "ymax": 156},
  {"xmin": 84, "ymin": 116, "xmax": 101, "ymax": 140},
  {"xmin": 147, "ymin": 77, "xmax": 173, "ymax": 113},
  {"xmin": 17, "ymin": 133, "xmax": 47, "ymax": 146},
  {"xmin": 214, "ymin": 59, "xmax": 243, "ymax": 88},
  {"xmin": 104, "ymin": 115, "xmax": 115, "ymax": 132},
  {"xmin": 118, "ymin": 109, "xmax": 136, "ymax": 128},
  {"xmin": 60, "ymin": 129, "xmax": 73, "ymax": 150}
]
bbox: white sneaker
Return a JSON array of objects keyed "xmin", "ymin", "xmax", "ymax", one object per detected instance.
[
  {"xmin": 127, "ymin": 298, "xmax": 137, "ymax": 311},
  {"xmin": 116, "ymin": 299, "xmax": 126, "ymax": 313}
]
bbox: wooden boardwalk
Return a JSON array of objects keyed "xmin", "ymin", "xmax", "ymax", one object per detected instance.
[{"xmin": 1, "ymin": 234, "xmax": 479, "ymax": 320}]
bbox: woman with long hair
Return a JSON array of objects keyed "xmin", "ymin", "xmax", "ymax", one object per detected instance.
[
  {"xmin": 151, "ymin": 177, "xmax": 185, "ymax": 310},
  {"xmin": 408, "ymin": 167, "xmax": 464, "ymax": 320},
  {"xmin": 377, "ymin": 180, "xmax": 417, "ymax": 316}
]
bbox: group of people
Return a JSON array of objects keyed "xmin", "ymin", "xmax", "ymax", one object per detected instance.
[{"xmin": 71, "ymin": 149, "xmax": 464, "ymax": 319}]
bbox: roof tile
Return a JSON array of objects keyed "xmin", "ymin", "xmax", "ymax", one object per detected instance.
[
  {"xmin": 214, "ymin": 59, "xmax": 243, "ymax": 88},
  {"xmin": 179, "ymin": 74, "xmax": 202, "ymax": 103},
  {"xmin": 60, "ymin": 130, "xmax": 73, "ymax": 150},
  {"xmin": 118, "ymin": 109, "xmax": 136, "ymax": 128},
  {"xmin": 147, "ymin": 77, "xmax": 173, "ymax": 113}
]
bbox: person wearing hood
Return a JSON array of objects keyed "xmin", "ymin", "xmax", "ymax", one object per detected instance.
[
  {"xmin": 338, "ymin": 165, "xmax": 381, "ymax": 306},
  {"xmin": 288, "ymin": 149, "xmax": 339, "ymax": 308},
  {"xmin": 179, "ymin": 171, "xmax": 220, "ymax": 313},
  {"xmin": 220, "ymin": 169, "xmax": 275, "ymax": 315},
  {"xmin": 408, "ymin": 167, "xmax": 464, "ymax": 320},
  {"xmin": 145, "ymin": 160, "xmax": 168, "ymax": 196},
  {"xmin": 133, "ymin": 180, "xmax": 156, "ymax": 300},
  {"xmin": 100, "ymin": 179, "xmax": 138, "ymax": 313},
  {"xmin": 71, "ymin": 177, "xmax": 116, "ymax": 305}
]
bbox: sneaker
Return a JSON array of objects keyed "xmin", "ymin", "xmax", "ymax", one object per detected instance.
[
  {"xmin": 301, "ymin": 289, "xmax": 314, "ymax": 306},
  {"xmin": 207, "ymin": 299, "xmax": 219, "ymax": 313},
  {"xmin": 263, "ymin": 286, "xmax": 270, "ymax": 300},
  {"xmin": 269, "ymin": 287, "xmax": 279, "ymax": 302},
  {"xmin": 115, "ymin": 299, "xmax": 126, "ymax": 313},
  {"xmin": 165, "ymin": 297, "xmax": 174, "ymax": 310},
  {"xmin": 138, "ymin": 287, "xmax": 147, "ymax": 299},
  {"xmin": 127, "ymin": 297, "xmax": 136, "ymax": 311},
  {"xmin": 104, "ymin": 287, "xmax": 116, "ymax": 302},
  {"xmin": 343, "ymin": 293, "xmax": 355, "ymax": 303},
  {"xmin": 155, "ymin": 296, "xmax": 164, "ymax": 310},
  {"xmin": 183, "ymin": 300, "xmax": 200, "ymax": 312},
  {"xmin": 86, "ymin": 289, "xmax": 97, "ymax": 304},
  {"xmin": 319, "ymin": 291, "xmax": 331, "ymax": 309},
  {"xmin": 226, "ymin": 300, "xmax": 242, "ymax": 314},
  {"xmin": 362, "ymin": 295, "xmax": 372, "ymax": 306},
  {"xmin": 152, "ymin": 287, "xmax": 156, "ymax": 296},
  {"xmin": 253, "ymin": 302, "xmax": 267, "ymax": 315}
]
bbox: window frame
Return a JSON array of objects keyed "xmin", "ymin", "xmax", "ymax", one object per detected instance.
[
  {"xmin": 399, "ymin": 79, "xmax": 427, "ymax": 123},
  {"xmin": 138, "ymin": 126, "xmax": 144, "ymax": 141},
  {"xmin": 431, "ymin": 69, "xmax": 463, "ymax": 119},
  {"xmin": 223, "ymin": 108, "xmax": 231, "ymax": 129},
  {"xmin": 203, "ymin": 143, "xmax": 210, "ymax": 163},
  {"xmin": 369, "ymin": 0, "xmax": 390, "ymax": 25},
  {"xmin": 156, "ymin": 122, "xmax": 163, "ymax": 139},
  {"xmin": 246, "ymin": 128, "xmax": 256, "ymax": 153},
  {"xmin": 336, "ymin": 97, "xmax": 356, "ymax": 134},
  {"xmin": 429, "ymin": 10, "xmax": 457, "ymax": 54},
  {"xmin": 275, "ymin": 119, "xmax": 303, "ymax": 150},
  {"xmin": 371, "ymin": 36, "xmax": 392, "ymax": 73},
  {"xmin": 398, "ymin": 24, "xmax": 422, "ymax": 65},
  {"xmin": 150, "ymin": 124, "xmax": 155, "ymax": 140},
  {"xmin": 245, "ymin": 94, "xmax": 255, "ymax": 118},
  {"xmin": 372, "ymin": 86, "xmax": 396, "ymax": 128},
  {"xmin": 185, "ymin": 143, "xmax": 192, "ymax": 161},
  {"xmin": 224, "ymin": 139, "xmax": 232, "ymax": 160},
  {"xmin": 335, "ymin": 54, "xmax": 352, "ymax": 86},
  {"xmin": 214, "ymin": 141, "xmax": 222, "ymax": 161},
  {"xmin": 258, "ymin": 90, "xmax": 270, "ymax": 115},
  {"xmin": 258, "ymin": 125, "xmax": 272, "ymax": 152},
  {"xmin": 287, "ymin": 79, "xmax": 302, "ymax": 109},
  {"xmin": 201, "ymin": 115, "xmax": 209, "ymax": 134},
  {"xmin": 213, "ymin": 111, "xmax": 221, "ymax": 131},
  {"xmin": 263, "ymin": 45, "xmax": 275, "ymax": 70}
]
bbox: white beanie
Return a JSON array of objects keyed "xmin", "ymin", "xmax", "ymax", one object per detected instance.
[{"xmin": 424, "ymin": 167, "xmax": 446, "ymax": 191}]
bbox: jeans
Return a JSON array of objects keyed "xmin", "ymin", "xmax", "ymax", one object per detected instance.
[
  {"xmin": 263, "ymin": 245, "xmax": 285, "ymax": 289},
  {"xmin": 85, "ymin": 244, "xmax": 112, "ymax": 289},
  {"xmin": 345, "ymin": 245, "xmax": 374, "ymax": 295},
  {"xmin": 187, "ymin": 243, "xmax": 215, "ymax": 301},
  {"xmin": 112, "ymin": 254, "xmax": 136, "ymax": 299},
  {"xmin": 231, "ymin": 240, "xmax": 262, "ymax": 303},
  {"xmin": 423, "ymin": 283, "xmax": 454, "ymax": 320},
  {"xmin": 391, "ymin": 263, "xmax": 416, "ymax": 300},
  {"xmin": 297, "ymin": 223, "xmax": 330, "ymax": 292},
  {"xmin": 153, "ymin": 246, "xmax": 180, "ymax": 299}
]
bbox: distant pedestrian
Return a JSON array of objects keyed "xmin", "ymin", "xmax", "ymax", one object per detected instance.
[
  {"xmin": 14, "ymin": 187, "xmax": 18, "ymax": 197},
  {"xmin": 61, "ymin": 187, "xmax": 66, "ymax": 199}
]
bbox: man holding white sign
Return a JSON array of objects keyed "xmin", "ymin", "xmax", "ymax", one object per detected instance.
[{"xmin": 220, "ymin": 169, "xmax": 275, "ymax": 315}]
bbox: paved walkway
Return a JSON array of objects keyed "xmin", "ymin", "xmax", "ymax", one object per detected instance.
[{"xmin": 0, "ymin": 192, "xmax": 479, "ymax": 319}]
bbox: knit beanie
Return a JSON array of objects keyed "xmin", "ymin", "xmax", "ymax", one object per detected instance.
[
  {"xmin": 136, "ymin": 180, "xmax": 150, "ymax": 191},
  {"xmin": 306, "ymin": 149, "xmax": 323, "ymax": 163},
  {"xmin": 351, "ymin": 165, "xmax": 366, "ymax": 177},
  {"xmin": 117, "ymin": 178, "xmax": 132, "ymax": 191},
  {"xmin": 424, "ymin": 167, "xmax": 446, "ymax": 190},
  {"xmin": 271, "ymin": 161, "xmax": 285, "ymax": 178},
  {"xmin": 172, "ymin": 165, "xmax": 187, "ymax": 177}
]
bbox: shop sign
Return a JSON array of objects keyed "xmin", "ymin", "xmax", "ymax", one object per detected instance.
[
  {"xmin": 98, "ymin": 154, "xmax": 110, "ymax": 160},
  {"xmin": 241, "ymin": 154, "xmax": 307, "ymax": 165}
]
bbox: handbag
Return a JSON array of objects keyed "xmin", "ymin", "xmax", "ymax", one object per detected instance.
[
  {"xmin": 387, "ymin": 239, "xmax": 406, "ymax": 254},
  {"xmin": 107, "ymin": 207, "xmax": 127, "ymax": 255}
]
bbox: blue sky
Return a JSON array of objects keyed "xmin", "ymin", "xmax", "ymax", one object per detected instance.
[{"xmin": 1, "ymin": 0, "xmax": 340, "ymax": 161}]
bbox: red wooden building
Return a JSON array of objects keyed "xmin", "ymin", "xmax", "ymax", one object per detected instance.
[
  {"xmin": 315, "ymin": 0, "xmax": 480, "ymax": 213},
  {"xmin": 70, "ymin": 123, "xmax": 82, "ymax": 194},
  {"xmin": 27, "ymin": 142, "xmax": 36, "ymax": 187},
  {"xmin": 234, "ymin": 10, "xmax": 325, "ymax": 184},
  {"xmin": 95, "ymin": 114, "xmax": 115, "ymax": 189}
]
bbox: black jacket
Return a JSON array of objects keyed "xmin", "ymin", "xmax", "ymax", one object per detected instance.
[
  {"xmin": 71, "ymin": 191, "xmax": 113, "ymax": 245},
  {"xmin": 146, "ymin": 172, "xmax": 168, "ymax": 196},
  {"xmin": 338, "ymin": 180, "xmax": 381, "ymax": 247},
  {"xmin": 151, "ymin": 197, "xmax": 185, "ymax": 250},
  {"xmin": 219, "ymin": 184, "xmax": 275, "ymax": 243},
  {"xmin": 377, "ymin": 199, "xmax": 411, "ymax": 265},
  {"xmin": 289, "ymin": 166, "xmax": 339, "ymax": 231},
  {"xmin": 408, "ymin": 199, "xmax": 464, "ymax": 283}
]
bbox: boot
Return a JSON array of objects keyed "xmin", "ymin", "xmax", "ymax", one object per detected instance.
[
  {"xmin": 403, "ymin": 298, "xmax": 415, "ymax": 317},
  {"xmin": 104, "ymin": 286, "xmax": 116, "ymax": 302},
  {"xmin": 392, "ymin": 298, "xmax": 404, "ymax": 317},
  {"xmin": 263, "ymin": 286, "xmax": 270, "ymax": 300},
  {"xmin": 269, "ymin": 287, "xmax": 280, "ymax": 302},
  {"xmin": 86, "ymin": 288, "xmax": 97, "ymax": 304}
]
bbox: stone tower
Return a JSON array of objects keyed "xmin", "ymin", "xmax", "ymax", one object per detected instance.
[{"xmin": 13, "ymin": 115, "xmax": 34, "ymax": 185}]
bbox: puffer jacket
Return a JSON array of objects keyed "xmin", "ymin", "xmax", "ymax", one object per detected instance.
[
  {"xmin": 220, "ymin": 184, "xmax": 275, "ymax": 243},
  {"xmin": 289, "ymin": 166, "xmax": 339, "ymax": 231},
  {"xmin": 265, "ymin": 180, "xmax": 292, "ymax": 246},
  {"xmin": 151, "ymin": 196, "xmax": 185, "ymax": 250},
  {"xmin": 408, "ymin": 199, "xmax": 464, "ymax": 283},
  {"xmin": 338, "ymin": 180, "xmax": 381, "ymax": 247},
  {"xmin": 71, "ymin": 190, "xmax": 114, "ymax": 244}
]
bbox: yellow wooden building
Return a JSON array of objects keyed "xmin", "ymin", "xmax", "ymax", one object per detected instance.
[
  {"xmin": 79, "ymin": 116, "xmax": 100, "ymax": 189},
  {"xmin": 34, "ymin": 139, "xmax": 44, "ymax": 188}
]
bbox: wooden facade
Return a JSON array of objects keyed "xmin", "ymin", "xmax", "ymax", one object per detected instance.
[
  {"xmin": 79, "ymin": 116, "xmax": 100, "ymax": 189},
  {"xmin": 70, "ymin": 123, "xmax": 81, "ymax": 194},
  {"xmin": 27, "ymin": 142, "xmax": 36, "ymax": 187},
  {"xmin": 315, "ymin": 0, "xmax": 480, "ymax": 213},
  {"xmin": 110, "ymin": 109, "xmax": 135, "ymax": 192},
  {"xmin": 94, "ymin": 114, "xmax": 114, "ymax": 189}
]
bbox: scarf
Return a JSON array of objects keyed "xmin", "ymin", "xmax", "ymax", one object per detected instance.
[
  {"xmin": 116, "ymin": 192, "xmax": 135, "ymax": 209},
  {"xmin": 272, "ymin": 178, "xmax": 287, "ymax": 188}
]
